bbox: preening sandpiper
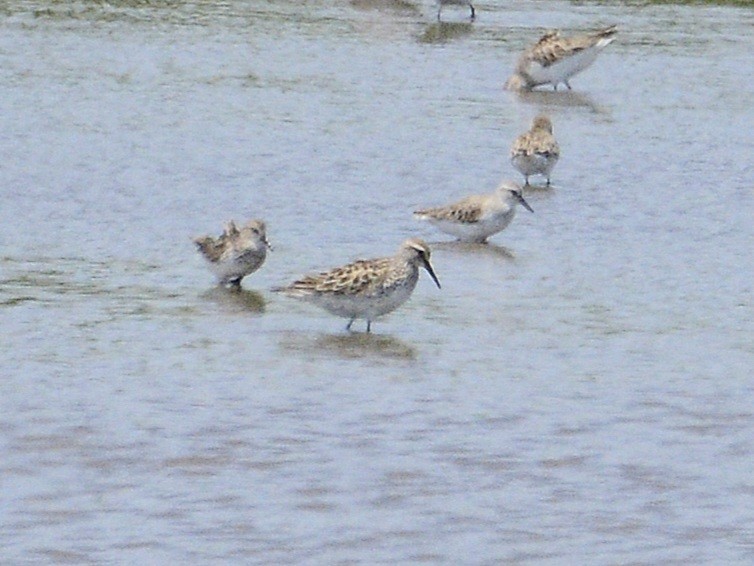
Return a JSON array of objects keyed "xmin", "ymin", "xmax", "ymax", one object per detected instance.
[
  {"xmin": 194, "ymin": 219, "xmax": 272, "ymax": 289},
  {"xmin": 505, "ymin": 25, "xmax": 617, "ymax": 91}
]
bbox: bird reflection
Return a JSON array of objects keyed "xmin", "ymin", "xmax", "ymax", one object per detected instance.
[
  {"xmin": 280, "ymin": 331, "xmax": 417, "ymax": 361},
  {"xmin": 419, "ymin": 22, "xmax": 473, "ymax": 44},
  {"xmin": 523, "ymin": 181, "xmax": 558, "ymax": 192},
  {"xmin": 316, "ymin": 333, "xmax": 417, "ymax": 360},
  {"xmin": 430, "ymin": 240, "xmax": 517, "ymax": 261},
  {"xmin": 200, "ymin": 286, "xmax": 266, "ymax": 313},
  {"xmin": 509, "ymin": 89, "xmax": 610, "ymax": 115}
]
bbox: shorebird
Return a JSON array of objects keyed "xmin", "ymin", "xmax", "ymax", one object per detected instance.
[
  {"xmin": 274, "ymin": 238, "xmax": 441, "ymax": 333},
  {"xmin": 414, "ymin": 180, "xmax": 533, "ymax": 243},
  {"xmin": 504, "ymin": 25, "xmax": 617, "ymax": 91},
  {"xmin": 193, "ymin": 219, "xmax": 271, "ymax": 288},
  {"xmin": 510, "ymin": 115, "xmax": 560, "ymax": 186}
]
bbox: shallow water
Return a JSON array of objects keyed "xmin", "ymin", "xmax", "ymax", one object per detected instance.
[{"xmin": 1, "ymin": 0, "xmax": 753, "ymax": 563}]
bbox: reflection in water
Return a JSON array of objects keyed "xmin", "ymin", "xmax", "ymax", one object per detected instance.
[
  {"xmin": 419, "ymin": 22, "xmax": 473, "ymax": 44},
  {"xmin": 280, "ymin": 331, "xmax": 417, "ymax": 361},
  {"xmin": 0, "ymin": 296, "xmax": 37, "ymax": 308},
  {"xmin": 0, "ymin": 256, "xmax": 168, "ymax": 300},
  {"xmin": 522, "ymin": 182, "xmax": 558, "ymax": 193},
  {"xmin": 200, "ymin": 286, "xmax": 266, "ymax": 314},
  {"xmin": 4, "ymin": 2, "xmax": 753, "ymax": 563},
  {"xmin": 510, "ymin": 89, "xmax": 610, "ymax": 115},
  {"xmin": 431, "ymin": 240, "xmax": 516, "ymax": 260}
]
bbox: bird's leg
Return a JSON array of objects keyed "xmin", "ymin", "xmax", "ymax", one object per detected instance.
[
  {"xmin": 469, "ymin": 3, "xmax": 475, "ymax": 20},
  {"xmin": 346, "ymin": 318, "xmax": 355, "ymax": 332},
  {"xmin": 565, "ymin": 80, "xmax": 572, "ymax": 90},
  {"xmin": 366, "ymin": 320, "xmax": 372, "ymax": 333}
]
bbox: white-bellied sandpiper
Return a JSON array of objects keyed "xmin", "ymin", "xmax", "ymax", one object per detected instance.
[
  {"xmin": 414, "ymin": 180, "xmax": 533, "ymax": 244},
  {"xmin": 505, "ymin": 25, "xmax": 617, "ymax": 91},
  {"xmin": 274, "ymin": 238, "xmax": 440, "ymax": 333}
]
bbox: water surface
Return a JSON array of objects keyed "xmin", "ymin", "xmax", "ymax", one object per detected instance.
[{"xmin": 1, "ymin": 0, "xmax": 753, "ymax": 563}]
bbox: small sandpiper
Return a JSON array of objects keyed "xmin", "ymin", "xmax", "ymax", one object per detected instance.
[
  {"xmin": 194, "ymin": 219, "xmax": 272, "ymax": 289},
  {"xmin": 510, "ymin": 115, "xmax": 560, "ymax": 186},
  {"xmin": 436, "ymin": 0, "xmax": 475, "ymax": 21},
  {"xmin": 414, "ymin": 180, "xmax": 533, "ymax": 244},
  {"xmin": 274, "ymin": 238, "xmax": 441, "ymax": 333},
  {"xmin": 504, "ymin": 25, "xmax": 617, "ymax": 91}
]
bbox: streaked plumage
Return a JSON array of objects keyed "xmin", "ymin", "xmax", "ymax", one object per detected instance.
[
  {"xmin": 510, "ymin": 115, "xmax": 560, "ymax": 186},
  {"xmin": 505, "ymin": 25, "xmax": 617, "ymax": 91},
  {"xmin": 414, "ymin": 180, "xmax": 533, "ymax": 243},
  {"xmin": 194, "ymin": 219, "xmax": 272, "ymax": 288},
  {"xmin": 274, "ymin": 238, "xmax": 441, "ymax": 333},
  {"xmin": 437, "ymin": 0, "xmax": 474, "ymax": 21}
]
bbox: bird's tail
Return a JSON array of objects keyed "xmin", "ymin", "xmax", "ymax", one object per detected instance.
[{"xmin": 594, "ymin": 25, "xmax": 618, "ymax": 47}]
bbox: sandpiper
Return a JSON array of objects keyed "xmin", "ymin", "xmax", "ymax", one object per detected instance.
[
  {"xmin": 274, "ymin": 238, "xmax": 441, "ymax": 333},
  {"xmin": 414, "ymin": 180, "xmax": 533, "ymax": 243},
  {"xmin": 510, "ymin": 115, "xmax": 560, "ymax": 186},
  {"xmin": 504, "ymin": 25, "xmax": 617, "ymax": 91},
  {"xmin": 437, "ymin": 0, "xmax": 475, "ymax": 21},
  {"xmin": 194, "ymin": 219, "xmax": 272, "ymax": 288}
]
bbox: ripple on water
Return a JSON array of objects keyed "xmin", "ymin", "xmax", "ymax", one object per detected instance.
[{"xmin": 1, "ymin": 1, "xmax": 753, "ymax": 564}]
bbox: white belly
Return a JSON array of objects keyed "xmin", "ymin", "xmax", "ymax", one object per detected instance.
[
  {"xmin": 428, "ymin": 209, "xmax": 516, "ymax": 243},
  {"xmin": 210, "ymin": 250, "xmax": 265, "ymax": 283},
  {"xmin": 528, "ymin": 47, "xmax": 601, "ymax": 87},
  {"xmin": 511, "ymin": 153, "xmax": 558, "ymax": 177},
  {"xmin": 307, "ymin": 278, "xmax": 418, "ymax": 321}
]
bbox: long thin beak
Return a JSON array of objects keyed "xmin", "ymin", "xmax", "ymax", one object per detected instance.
[
  {"xmin": 422, "ymin": 258, "xmax": 441, "ymax": 289},
  {"xmin": 516, "ymin": 193, "xmax": 534, "ymax": 213}
]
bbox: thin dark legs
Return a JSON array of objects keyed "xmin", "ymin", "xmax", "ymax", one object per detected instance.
[{"xmin": 345, "ymin": 318, "xmax": 372, "ymax": 333}]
